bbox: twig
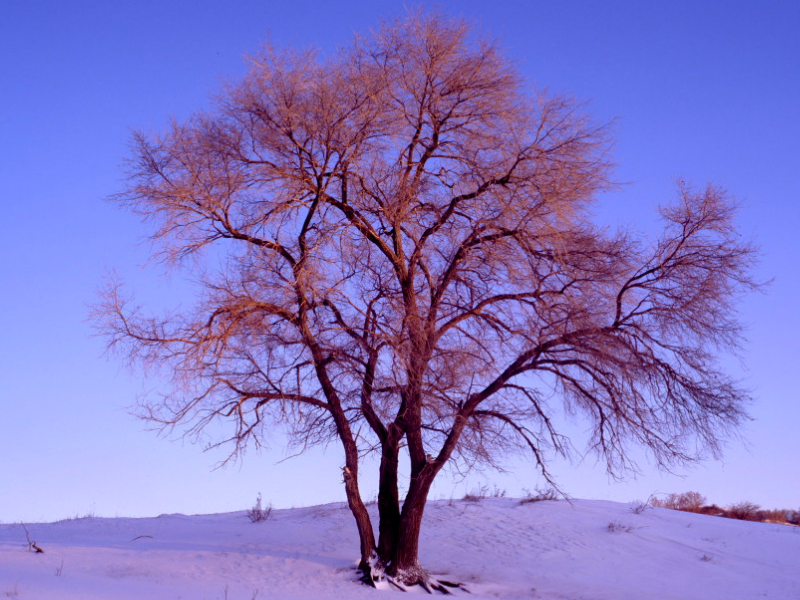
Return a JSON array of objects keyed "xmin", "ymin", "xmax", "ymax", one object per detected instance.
[{"xmin": 21, "ymin": 523, "xmax": 44, "ymax": 554}]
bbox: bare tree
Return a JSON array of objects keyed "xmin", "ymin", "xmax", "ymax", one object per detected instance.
[{"xmin": 96, "ymin": 11, "xmax": 758, "ymax": 591}]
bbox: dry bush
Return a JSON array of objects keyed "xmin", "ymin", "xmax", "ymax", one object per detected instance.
[
  {"xmin": 519, "ymin": 487, "xmax": 559, "ymax": 505},
  {"xmin": 607, "ymin": 521, "xmax": 633, "ymax": 533},
  {"xmin": 757, "ymin": 508, "xmax": 790, "ymax": 524},
  {"xmin": 651, "ymin": 491, "xmax": 706, "ymax": 513},
  {"xmin": 462, "ymin": 485, "xmax": 506, "ymax": 502},
  {"xmin": 726, "ymin": 501, "xmax": 762, "ymax": 521},
  {"xmin": 247, "ymin": 493, "xmax": 272, "ymax": 523},
  {"xmin": 655, "ymin": 493, "xmax": 799, "ymax": 526},
  {"xmin": 698, "ymin": 504, "xmax": 727, "ymax": 517},
  {"xmin": 461, "ymin": 489, "xmax": 484, "ymax": 503}
]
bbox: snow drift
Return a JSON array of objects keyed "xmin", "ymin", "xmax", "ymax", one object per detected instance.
[{"xmin": 1, "ymin": 498, "xmax": 798, "ymax": 599}]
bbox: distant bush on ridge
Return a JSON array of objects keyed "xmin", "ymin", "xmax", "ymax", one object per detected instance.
[
  {"xmin": 650, "ymin": 492, "xmax": 798, "ymax": 526},
  {"xmin": 651, "ymin": 491, "xmax": 706, "ymax": 512}
]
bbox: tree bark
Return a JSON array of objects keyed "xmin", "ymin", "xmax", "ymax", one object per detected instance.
[
  {"xmin": 314, "ymin": 357, "xmax": 377, "ymax": 569},
  {"xmin": 389, "ymin": 468, "xmax": 436, "ymax": 583},
  {"xmin": 341, "ymin": 455, "xmax": 376, "ymax": 570},
  {"xmin": 376, "ymin": 425, "xmax": 402, "ymax": 565}
]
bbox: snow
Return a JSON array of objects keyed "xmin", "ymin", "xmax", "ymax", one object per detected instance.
[{"xmin": 2, "ymin": 498, "xmax": 798, "ymax": 599}]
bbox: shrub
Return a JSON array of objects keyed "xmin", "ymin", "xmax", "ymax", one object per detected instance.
[
  {"xmin": 247, "ymin": 493, "xmax": 272, "ymax": 523},
  {"xmin": 726, "ymin": 501, "xmax": 761, "ymax": 521},
  {"xmin": 698, "ymin": 504, "xmax": 726, "ymax": 517},
  {"xmin": 462, "ymin": 485, "xmax": 506, "ymax": 502},
  {"xmin": 651, "ymin": 491, "xmax": 706, "ymax": 513},
  {"xmin": 607, "ymin": 521, "xmax": 633, "ymax": 533},
  {"xmin": 655, "ymin": 493, "xmax": 799, "ymax": 526},
  {"xmin": 757, "ymin": 508, "xmax": 790, "ymax": 524},
  {"xmin": 519, "ymin": 487, "xmax": 559, "ymax": 505}
]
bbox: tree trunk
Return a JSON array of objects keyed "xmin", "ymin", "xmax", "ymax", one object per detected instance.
[
  {"xmin": 376, "ymin": 426, "xmax": 402, "ymax": 565},
  {"xmin": 311, "ymin": 357, "xmax": 377, "ymax": 569},
  {"xmin": 387, "ymin": 466, "xmax": 436, "ymax": 584},
  {"xmin": 338, "ymin": 435, "xmax": 376, "ymax": 570},
  {"xmin": 343, "ymin": 467, "xmax": 376, "ymax": 571}
]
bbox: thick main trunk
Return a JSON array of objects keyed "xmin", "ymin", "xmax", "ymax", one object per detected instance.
[
  {"xmin": 385, "ymin": 372, "xmax": 435, "ymax": 582},
  {"xmin": 387, "ymin": 467, "xmax": 435, "ymax": 583},
  {"xmin": 372, "ymin": 463, "xmax": 465, "ymax": 594},
  {"xmin": 376, "ymin": 427, "xmax": 402, "ymax": 564}
]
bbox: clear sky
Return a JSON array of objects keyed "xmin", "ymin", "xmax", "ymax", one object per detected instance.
[{"xmin": 2, "ymin": 0, "xmax": 798, "ymax": 523}]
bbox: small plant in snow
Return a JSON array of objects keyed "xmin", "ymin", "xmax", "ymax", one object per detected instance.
[
  {"xmin": 3, "ymin": 584, "xmax": 18, "ymax": 598},
  {"xmin": 21, "ymin": 523, "xmax": 43, "ymax": 553},
  {"xmin": 700, "ymin": 554, "xmax": 713, "ymax": 562},
  {"xmin": 629, "ymin": 493, "xmax": 658, "ymax": 514},
  {"xmin": 606, "ymin": 521, "xmax": 633, "ymax": 533},
  {"xmin": 462, "ymin": 489, "xmax": 483, "ymax": 502},
  {"xmin": 519, "ymin": 487, "xmax": 559, "ymax": 505},
  {"xmin": 462, "ymin": 484, "xmax": 505, "ymax": 502},
  {"xmin": 247, "ymin": 493, "xmax": 272, "ymax": 523},
  {"xmin": 55, "ymin": 559, "xmax": 64, "ymax": 576}
]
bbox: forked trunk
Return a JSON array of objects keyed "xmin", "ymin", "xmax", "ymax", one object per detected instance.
[{"xmin": 365, "ymin": 448, "xmax": 465, "ymax": 593}]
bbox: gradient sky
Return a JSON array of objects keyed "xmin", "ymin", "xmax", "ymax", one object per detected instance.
[{"xmin": 2, "ymin": 0, "xmax": 798, "ymax": 523}]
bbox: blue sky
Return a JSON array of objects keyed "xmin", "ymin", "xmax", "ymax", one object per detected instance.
[{"xmin": 1, "ymin": 0, "xmax": 798, "ymax": 522}]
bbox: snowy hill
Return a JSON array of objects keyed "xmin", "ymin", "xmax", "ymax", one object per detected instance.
[{"xmin": 1, "ymin": 498, "xmax": 798, "ymax": 599}]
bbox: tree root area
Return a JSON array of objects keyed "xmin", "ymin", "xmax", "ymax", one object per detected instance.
[
  {"xmin": 357, "ymin": 565, "xmax": 468, "ymax": 595},
  {"xmin": 387, "ymin": 576, "xmax": 465, "ymax": 594}
]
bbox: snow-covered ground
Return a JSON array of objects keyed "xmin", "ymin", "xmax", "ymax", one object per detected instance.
[{"xmin": 1, "ymin": 498, "xmax": 798, "ymax": 599}]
